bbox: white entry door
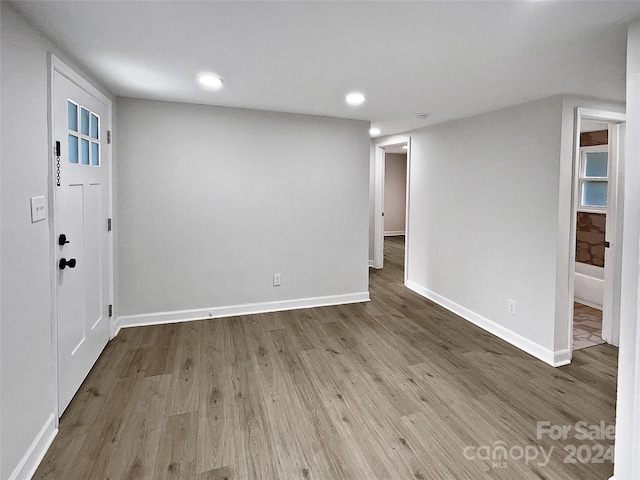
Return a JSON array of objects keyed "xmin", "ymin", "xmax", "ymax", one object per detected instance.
[{"xmin": 53, "ymin": 67, "xmax": 110, "ymax": 414}]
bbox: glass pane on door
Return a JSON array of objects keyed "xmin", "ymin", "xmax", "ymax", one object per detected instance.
[
  {"xmin": 90, "ymin": 113, "xmax": 99, "ymax": 139},
  {"xmin": 91, "ymin": 142, "xmax": 99, "ymax": 166},
  {"xmin": 68, "ymin": 135, "xmax": 79, "ymax": 164},
  {"xmin": 81, "ymin": 138, "xmax": 90, "ymax": 165},
  {"xmin": 80, "ymin": 108, "xmax": 90, "ymax": 136},
  {"xmin": 68, "ymin": 101, "xmax": 78, "ymax": 132}
]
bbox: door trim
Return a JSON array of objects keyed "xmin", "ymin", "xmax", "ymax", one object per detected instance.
[
  {"xmin": 568, "ymin": 107, "xmax": 625, "ymax": 357},
  {"xmin": 48, "ymin": 54, "xmax": 113, "ymax": 421},
  {"xmin": 373, "ymin": 135, "xmax": 411, "ymax": 283}
]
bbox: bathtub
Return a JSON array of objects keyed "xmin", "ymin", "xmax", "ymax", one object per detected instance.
[{"xmin": 574, "ymin": 261, "xmax": 604, "ymax": 309}]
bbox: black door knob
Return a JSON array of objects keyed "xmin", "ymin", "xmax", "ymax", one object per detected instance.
[
  {"xmin": 58, "ymin": 234, "xmax": 70, "ymax": 246},
  {"xmin": 59, "ymin": 258, "xmax": 77, "ymax": 270}
]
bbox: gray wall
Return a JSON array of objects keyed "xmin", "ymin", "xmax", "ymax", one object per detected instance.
[
  {"xmin": 115, "ymin": 98, "xmax": 370, "ymax": 318},
  {"xmin": 0, "ymin": 6, "xmax": 52, "ymax": 475},
  {"xmin": 0, "ymin": 4, "xmax": 114, "ymax": 478},
  {"xmin": 406, "ymin": 97, "xmax": 563, "ymax": 352}
]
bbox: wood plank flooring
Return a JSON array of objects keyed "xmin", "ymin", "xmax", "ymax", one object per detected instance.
[{"xmin": 35, "ymin": 236, "xmax": 618, "ymax": 479}]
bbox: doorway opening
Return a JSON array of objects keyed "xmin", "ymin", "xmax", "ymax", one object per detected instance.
[
  {"xmin": 373, "ymin": 136, "xmax": 411, "ymax": 284},
  {"xmin": 570, "ymin": 109, "xmax": 625, "ymax": 354},
  {"xmin": 382, "ymin": 144, "xmax": 408, "ymax": 234}
]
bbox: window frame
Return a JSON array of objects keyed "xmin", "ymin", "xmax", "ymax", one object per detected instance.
[
  {"xmin": 67, "ymin": 98, "xmax": 101, "ymax": 167},
  {"xmin": 578, "ymin": 144, "xmax": 608, "ymax": 214}
]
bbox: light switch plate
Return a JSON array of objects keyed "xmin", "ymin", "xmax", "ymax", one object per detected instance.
[{"xmin": 30, "ymin": 196, "xmax": 47, "ymax": 223}]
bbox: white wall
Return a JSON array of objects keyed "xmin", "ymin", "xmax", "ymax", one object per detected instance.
[
  {"xmin": 1, "ymin": 6, "xmax": 55, "ymax": 478},
  {"xmin": 383, "ymin": 153, "xmax": 407, "ymax": 235},
  {"xmin": 405, "ymin": 97, "xmax": 564, "ymax": 362},
  {"xmin": 611, "ymin": 20, "xmax": 640, "ymax": 480},
  {"xmin": 0, "ymin": 5, "xmax": 113, "ymax": 479},
  {"xmin": 115, "ymin": 98, "xmax": 370, "ymax": 324}
]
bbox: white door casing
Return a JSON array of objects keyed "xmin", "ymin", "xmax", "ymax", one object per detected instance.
[
  {"xmin": 373, "ymin": 135, "xmax": 411, "ymax": 281},
  {"xmin": 570, "ymin": 108, "xmax": 625, "ymax": 355},
  {"xmin": 602, "ymin": 122, "xmax": 624, "ymax": 347},
  {"xmin": 52, "ymin": 59, "xmax": 111, "ymax": 415}
]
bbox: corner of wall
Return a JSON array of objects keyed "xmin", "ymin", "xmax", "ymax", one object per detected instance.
[
  {"xmin": 6, "ymin": 414, "xmax": 57, "ymax": 480},
  {"xmin": 406, "ymin": 280, "xmax": 560, "ymax": 367}
]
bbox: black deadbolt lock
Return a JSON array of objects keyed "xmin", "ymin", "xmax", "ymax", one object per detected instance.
[
  {"xmin": 58, "ymin": 234, "xmax": 70, "ymax": 246},
  {"xmin": 59, "ymin": 258, "xmax": 76, "ymax": 270}
]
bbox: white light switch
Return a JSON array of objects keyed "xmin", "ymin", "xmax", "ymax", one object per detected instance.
[{"xmin": 30, "ymin": 196, "xmax": 47, "ymax": 223}]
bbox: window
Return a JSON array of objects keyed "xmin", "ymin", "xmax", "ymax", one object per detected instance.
[
  {"xmin": 578, "ymin": 146, "xmax": 608, "ymax": 212},
  {"xmin": 67, "ymin": 99, "xmax": 100, "ymax": 166}
]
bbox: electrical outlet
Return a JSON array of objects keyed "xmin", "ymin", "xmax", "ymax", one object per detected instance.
[
  {"xmin": 273, "ymin": 273, "xmax": 281, "ymax": 286},
  {"xmin": 507, "ymin": 299, "xmax": 517, "ymax": 315}
]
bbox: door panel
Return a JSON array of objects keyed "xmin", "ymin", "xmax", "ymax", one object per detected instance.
[
  {"xmin": 84, "ymin": 183, "xmax": 103, "ymax": 328},
  {"xmin": 54, "ymin": 71, "xmax": 110, "ymax": 414}
]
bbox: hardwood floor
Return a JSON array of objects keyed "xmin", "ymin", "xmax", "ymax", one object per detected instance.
[{"xmin": 35, "ymin": 236, "xmax": 618, "ymax": 479}]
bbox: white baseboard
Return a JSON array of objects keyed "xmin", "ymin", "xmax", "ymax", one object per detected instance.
[
  {"xmin": 553, "ymin": 349, "xmax": 571, "ymax": 367},
  {"xmin": 369, "ymin": 260, "xmax": 375, "ymax": 268},
  {"xmin": 8, "ymin": 413, "xmax": 57, "ymax": 480},
  {"xmin": 384, "ymin": 231, "xmax": 405, "ymax": 236},
  {"xmin": 405, "ymin": 280, "xmax": 565, "ymax": 367},
  {"xmin": 115, "ymin": 291, "xmax": 370, "ymax": 332}
]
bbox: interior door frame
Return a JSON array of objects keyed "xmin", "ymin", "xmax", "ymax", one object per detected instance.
[
  {"xmin": 48, "ymin": 54, "xmax": 114, "ymax": 421},
  {"xmin": 568, "ymin": 107, "xmax": 625, "ymax": 355},
  {"xmin": 373, "ymin": 135, "xmax": 411, "ymax": 283}
]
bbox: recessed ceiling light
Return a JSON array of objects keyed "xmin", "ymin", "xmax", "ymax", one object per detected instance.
[
  {"xmin": 415, "ymin": 113, "xmax": 430, "ymax": 119},
  {"xmin": 369, "ymin": 128, "xmax": 381, "ymax": 137},
  {"xmin": 346, "ymin": 92, "xmax": 366, "ymax": 106},
  {"xmin": 197, "ymin": 72, "xmax": 223, "ymax": 91}
]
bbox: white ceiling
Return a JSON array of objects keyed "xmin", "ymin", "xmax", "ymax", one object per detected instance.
[{"xmin": 11, "ymin": 1, "xmax": 640, "ymax": 135}]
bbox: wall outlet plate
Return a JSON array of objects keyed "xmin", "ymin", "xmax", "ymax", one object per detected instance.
[
  {"xmin": 30, "ymin": 196, "xmax": 47, "ymax": 223},
  {"xmin": 507, "ymin": 299, "xmax": 517, "ymax": 315},
  {"xmin": 273, "ymin": 273, "xmax": 281, "ymax": 286}
]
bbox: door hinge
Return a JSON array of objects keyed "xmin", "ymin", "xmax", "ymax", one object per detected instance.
[
  {"xmin": 107, "ymin": 131, "xmax": 112, "ymax": 144},
  {"xmin": 604, "ymin": 241, "xmax": 611, "ymax": 248},
  {"xmin": 109, "ymin": 305, "xmax": 113, "ymax": 317},
  {"xmin": 107, "ymin": 218, "xmax": 112, "ymax": 232}
]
